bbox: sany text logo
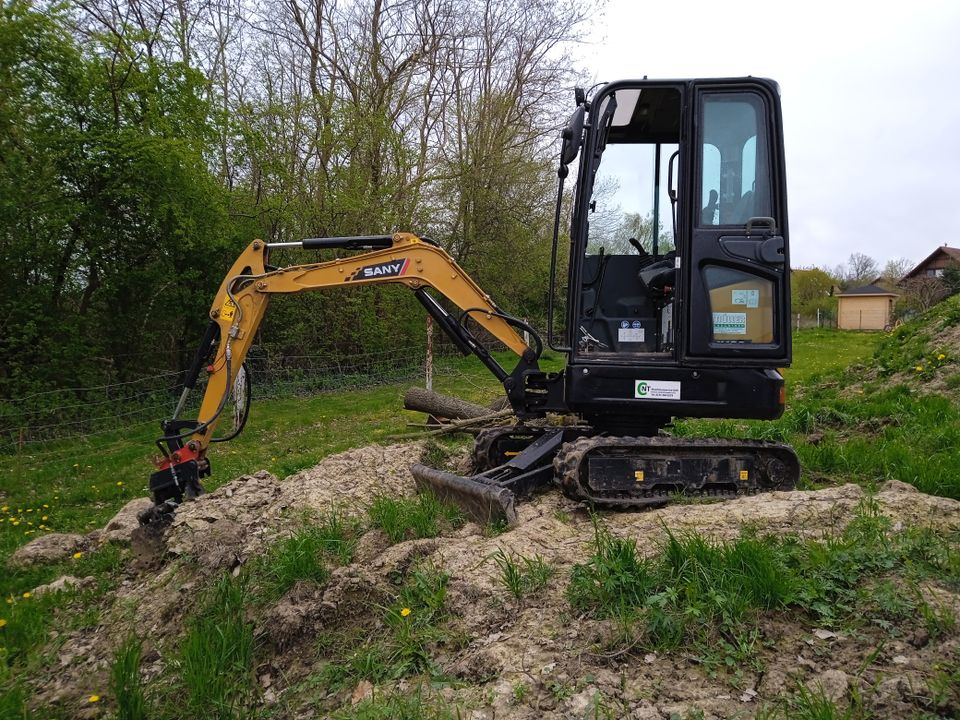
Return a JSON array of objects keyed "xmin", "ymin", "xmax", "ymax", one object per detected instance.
[{"xmin": 347, "ymin": 258, "xmax": 410, "ymax": 281}]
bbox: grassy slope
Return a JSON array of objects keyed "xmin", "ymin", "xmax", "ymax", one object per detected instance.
[{"xmin": 2, "ymin": 312, "xmax": 959, "ymax": 717}]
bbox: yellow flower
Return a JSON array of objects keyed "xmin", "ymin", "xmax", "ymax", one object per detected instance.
[
  {"xmin": 400, "ymin": 607, "xmax": 411, "ymax": 617},
  {"xmin": 22, "ymin": 592, "xmax": 31, "ymax": 599},
  {"xmin": 0, "ymin": 506, "xmax": 7, "ymax": 512},
  {"xmin": 42, "ymin": 504, "xmax": 48, "ymax": 508},
  {"xmin": 25, "ymin": 508, "xmax": 32, "ymax": 513},
  {"xmin": 12, "ymin": 521, "xmax": 19, "ymax": 526},
  {"xmin": 73, "ymin": 552, "xmax": 83, "ymax": 559},
  {"xmin": 88, "ymin": 695, "xmax": 100, "ymax": 703},
  {"xmin": 915, "ymin": 365, "xmax": 924, "ymax": 372},
  {"xmin": 937, "ymin": 353, "xmax": 946, "ymax": 360},
  {"xmin": 41, "ymin": 516, "xmax": 47, "ymax": 521},
  {"xmin": 73, "ymin": 463, "xmax": 79, "ymax": 468},
  {"xmin": 0, "ymin": 618, "xmax": 6, "ymax": 628},
  {"xmin": 116, "ymin": 481, "xmax": 123, "ymax": 487}
]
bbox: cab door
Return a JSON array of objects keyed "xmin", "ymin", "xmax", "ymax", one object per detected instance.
[{"xmin": 681, "ymin": 79, "xmax": 791, "ymax": 366}]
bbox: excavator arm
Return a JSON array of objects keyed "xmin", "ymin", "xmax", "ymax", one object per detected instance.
[{"xmin": 143, "ymin": 232, "xmax": 546, "ymax": 522}]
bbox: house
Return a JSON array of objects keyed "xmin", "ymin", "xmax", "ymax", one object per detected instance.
[
  {"xmin": 901, "ymin": 245, "xmax": 960, "ymax": 282},
  {"xmin": 836, "ymin": 284, "xmax": 898, "ymax": 330}
]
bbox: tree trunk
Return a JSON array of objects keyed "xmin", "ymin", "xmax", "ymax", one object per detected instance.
[{"xmin": 403, "ymin": 387, "xmax": 491, "ymax": 420}]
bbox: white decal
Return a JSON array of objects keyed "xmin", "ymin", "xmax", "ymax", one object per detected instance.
[
  {"xmin": 732, "ymin": 289, "xmax": 760, "ymax": 308},
  {"xmin": 363, "ymin": 261, "xmax": 405, "ymax": 278},
  {"xmin": 619, "ymin": 328, "xmax": 645, "ymax": 342},
  {"xmin": 634, "ymin": 380, "xmax": 681, "ymax": 400},
  {"xmin": 713, "ymin": 311, "xmax": 747, "ymax": 335}
]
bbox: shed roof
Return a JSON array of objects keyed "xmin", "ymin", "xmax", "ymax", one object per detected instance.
[{"xmin": 837, "ymin": 284, "xmax": 899, "ymax": 297}]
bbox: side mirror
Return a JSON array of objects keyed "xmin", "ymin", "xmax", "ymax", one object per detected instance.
[{"xmin": 560, "ymin": 105, "xmax": 585, "ymax": 166}]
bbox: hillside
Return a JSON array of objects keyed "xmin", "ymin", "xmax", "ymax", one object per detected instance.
[{"xmin": 2, "ymin": 300, "xmax": 960, "ymax": 719}]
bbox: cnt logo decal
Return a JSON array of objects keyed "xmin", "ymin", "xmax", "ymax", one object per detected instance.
[
  {"xmin": 636, "ymin": 381, "xmax": 650, "ymax": 397},
  {"xmin": 347, "ymin": 258, "xmax": 410, "ymax": 282}
]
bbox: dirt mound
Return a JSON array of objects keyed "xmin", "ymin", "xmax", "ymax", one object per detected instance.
[{"xmin": 37, "ymin": 442, "xmax": 960, "ymax": 718}]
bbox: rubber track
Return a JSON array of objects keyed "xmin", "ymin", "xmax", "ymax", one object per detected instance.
[{"xmin": 553, "ymin": 435, "xmax": 800, "ymax": 510}]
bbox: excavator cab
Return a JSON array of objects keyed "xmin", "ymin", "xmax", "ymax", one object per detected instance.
[{"xmin": 556, "ymin": 78, "xmax": 791, "ymax": 432}]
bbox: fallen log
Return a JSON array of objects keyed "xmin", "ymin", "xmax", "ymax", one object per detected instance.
[{"xmin": 403, "ymin": 387, "xmax": 490, "ymax": 420}]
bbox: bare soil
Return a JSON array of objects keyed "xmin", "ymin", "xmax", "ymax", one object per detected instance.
[{"xmin": 36, "ymin": 442, "xmax": 960, "ymax": 718}]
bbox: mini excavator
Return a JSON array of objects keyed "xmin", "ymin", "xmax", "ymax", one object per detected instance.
[{"xmin": 141, "ymin": 77, "xmax": 799, "ymax": 527}]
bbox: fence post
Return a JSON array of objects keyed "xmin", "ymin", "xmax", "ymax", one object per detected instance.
[{"xmin": 425, "ymin": 315, "xmax": 433, "ymax": 391}]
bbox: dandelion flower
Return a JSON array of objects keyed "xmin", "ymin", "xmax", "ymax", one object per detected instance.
[
  {"xmin": 938, "ymin": 353, "xmax": 946, "ymax": 360},
  {"xmin": 116, "ymin": 481, "xmax": 123, "ymax": 487},
  {"xmin": 22, "ymin": 592, "xmax": 31, "ymax": 599},
  {"xmin": 1, "ymin": 506, "xmax": 7, "ymax": 512},
  {"xmin": 0, "ymin": 618, "xmax": 6, "ymax": 628},
  {"xmin": 88, "ymin": 695, "xmax": 100, "ymax": 703},
  {"xmin": 73, "ymin": 552, "xmax": 83, "ymax": 559},
  {"xmin": 42, "ymin": 504, "xmax": 48, "ymax": 508},
  {"xmin": 915, "ymin": 365, "xmax": 924, "ymax": 372},
  {"xmin": 12, "ymin": 521, "xmax": 19, "ymax": 526},
  {"xmin": 73, "ymin": 463, "xmax": 79, "ymax": 468},
  {"xmin": 400, "ymin": 607, "xmax": 411, "ymax": 617},
  {"xmin": 41, "ymin": 516, "xmax": 47, "ymax": 521}
]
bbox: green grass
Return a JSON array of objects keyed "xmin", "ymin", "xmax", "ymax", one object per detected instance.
[
  {"xmin": 257, "ymin": 511, "xmax": 359, "ymax": 600},
  {"xmin": 320, "ymin": 562, "xmax": 455, "ymax": 690},
  {"xmin": 332, "ymin": 686, "xmax": 456, "ymax": 720},
  {"xmin": 0, "ymin": 351, "xmax": 554, "ymax": 562},
  {"xmin": 788, "ymin": 328, "xmax": 881, "ymax": 385},
  {"xmin": 110, "ymin": 635, "xmax": 147, "ymax": 720},
  {"xmin": 368, "ymin": 491, "xmax": 464, "ymax": 544},
  {"xmin": 491, "ymin": 548, "xmax": 555, "ymax": 601},
  {"xmin": 757, "ymin": 685, "xmax": 860, "ymax": 719},
  {"xmin": 179, "ymin": 574, "xmax": 256, "ymax": 719},
  {"xmin": 569, "ymin": 501, "xmax": 960, "ymax": 676}
]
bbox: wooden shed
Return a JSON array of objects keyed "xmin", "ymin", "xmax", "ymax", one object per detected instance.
[{"xmin": 837, "ymin": 284, "xmax": 898, "ymax": 330}]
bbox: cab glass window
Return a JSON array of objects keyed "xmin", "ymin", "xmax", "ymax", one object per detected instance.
[{"xmin": 699, "ymin": 93, "xmax": 771, "ymax": 226}]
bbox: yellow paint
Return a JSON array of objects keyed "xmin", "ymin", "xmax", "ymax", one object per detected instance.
[
  {"xmin": 634, "ymin": 470, "xmax": 644, "ymax": 482},
  {"xmin": 739, "ymin": 470, "xmax": 749, "ymax": 481}
]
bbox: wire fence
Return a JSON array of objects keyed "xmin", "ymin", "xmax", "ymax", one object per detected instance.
[{"xmin": 0, "ymin": 344, "xmax": 451, "ymax": 453}]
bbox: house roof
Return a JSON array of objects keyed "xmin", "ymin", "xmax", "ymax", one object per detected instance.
[
  {"xmin": 902, "ymin": 246, "xmax": 960, "ymax": 280},
  {"xmin": 837, "ymin": 284, "xmax": 899, "ymax": 297}
]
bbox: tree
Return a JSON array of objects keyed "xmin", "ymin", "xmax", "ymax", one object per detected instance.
[
  {"xmin": 791, "ymin": 267, "xmax": 838, "ymax": 319},
  {"xmin": 881, "ymin": 257, "xmax": 913, "ymax": 286},
  {"xmin": 897, "ymin": 276, "xmax": 949, "ymax": 316},
  {"xmin": 835, "ymin": 252, "xmax": 879, "ymax": 289}
]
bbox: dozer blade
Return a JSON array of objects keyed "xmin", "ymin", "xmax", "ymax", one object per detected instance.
[{"xmin": 411, "ymin": 463, "xmax": 518, "ymax": 526}]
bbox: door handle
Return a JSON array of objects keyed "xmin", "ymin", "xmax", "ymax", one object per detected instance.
[{"xmin": 718, "ymin": 235, "xmax": 785, "ymax": 265}]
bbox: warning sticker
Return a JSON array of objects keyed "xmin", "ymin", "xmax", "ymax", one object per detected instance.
[
  {"xmin": 618, "ymin": 327, "xmax": 645, "ymax": 342},
  {"xmin": 634, "ymin": 380, "xmax": 681, "ymax": 400},
  {"xmin": 713, "ymin": 312, "xmax": 747, "ymax": 335},
  {"xmin": 219, "ymin": 297, "xmax": 237, "ymax": 322}
]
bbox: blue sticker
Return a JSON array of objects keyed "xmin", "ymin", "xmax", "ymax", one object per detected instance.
[
  {"xmin": 620, "ymin": 320, "xmax": 629, "ymax": 328},
  {"xmin": 632, "ymin": 320, "xmax": 642, "ymax": 329}
]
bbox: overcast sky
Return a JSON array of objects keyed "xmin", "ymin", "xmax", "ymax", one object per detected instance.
[{"xmin": 580, "ymin": 0, "xmax": 960, "ymax": 271}]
